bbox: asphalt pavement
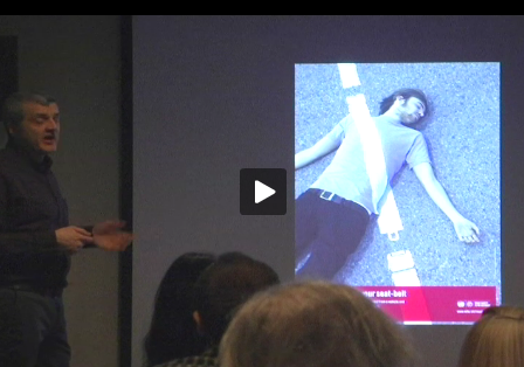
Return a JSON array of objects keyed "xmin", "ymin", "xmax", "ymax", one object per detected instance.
[{"xmin": 295, "ymin": 62, "xmax": 500, "ymax": 291}]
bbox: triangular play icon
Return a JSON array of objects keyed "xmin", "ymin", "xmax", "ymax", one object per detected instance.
[{"xmin": 254, "ymin": 180, "xmax": 276, "ymax": 204}]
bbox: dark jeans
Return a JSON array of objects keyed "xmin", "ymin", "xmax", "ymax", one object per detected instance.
[
  {"xmin": 0, "ymin": 286, "xmax": 70, "ymax": 367},
  {"xmin": 295, "ymin": 189, "xmax": 370, "ymax": 280}
]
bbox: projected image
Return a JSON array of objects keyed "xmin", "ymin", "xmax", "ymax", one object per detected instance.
[{"xmin": 295, "ymin": 62, "xmax": 501, "ymax": 325}]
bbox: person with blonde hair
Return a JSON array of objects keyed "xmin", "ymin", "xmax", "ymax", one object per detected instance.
[
  {"xmin": 457, "ymin": 305, "xmax": 524, "ymax": 367},
  {"xmin": 219, "ymin": 280, "xmax": 414, "ymax": 367}
]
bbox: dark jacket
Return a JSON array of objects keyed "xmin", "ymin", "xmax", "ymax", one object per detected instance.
[{"xmin": 0, "ymin": 140, "xmax": 70, "ymax": 289}]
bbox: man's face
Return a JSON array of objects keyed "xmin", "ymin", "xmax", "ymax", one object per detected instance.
[
  {"xmin": 397, "ymin": 96, "xmax": 426, "ymax": 125},
  {"xmin": 10, "ymin": 102, "xmax": 61, "ymax": 153}
]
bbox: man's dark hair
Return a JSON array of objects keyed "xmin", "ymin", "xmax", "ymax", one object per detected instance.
[
  {"xmin": 1, "ymin": 92, "xmax": 56, "ymax": 137},
  {"xmin": 379, "ymin": 88, "xmax": 428, "ymax": 116},
  {"xmin": 193, "ymin": 251, "xmax": 280, "ymax": 343}
]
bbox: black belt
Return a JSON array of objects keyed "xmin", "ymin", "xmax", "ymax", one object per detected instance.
[
  {"xmin": 308, "ymin": 189, "xmax": 369, "ymax": 216},
  {"xmin": 1, "ymin": 284, "xmax": 63, "ymax": 297}
]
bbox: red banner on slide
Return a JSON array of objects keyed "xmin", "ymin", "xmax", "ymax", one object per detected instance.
[{"xmin": 356, "ymin": 286, "xmax": 498, "ymax": 324}]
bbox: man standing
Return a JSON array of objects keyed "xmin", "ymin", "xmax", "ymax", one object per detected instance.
[
  {"xmin": 295, "ymin": 88, "xmax": 479, "ymax": 280},
  {"xmin": 0, "ymin": 93, "xmax": 133, "ymax": 367}
]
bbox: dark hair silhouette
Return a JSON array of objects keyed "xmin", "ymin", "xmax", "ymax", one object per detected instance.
[
  {"xmin": 143, "ymin": 252, "xmax": 216, "ymax": 367},
  {"xmin": 379, "ymin": 88, "xmax": 428, "ymax": 117},
  {"xmin": 193, "ymin": 251, "xmax": 280, "ymax": 343}
]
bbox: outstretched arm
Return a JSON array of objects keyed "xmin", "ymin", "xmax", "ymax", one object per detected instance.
[
  {"xmin": 413, "ymin": 162, "xmax": 480, "ymax": 243},
  {"xmin": 295, "ymin": 133, "xmax": 341, "ymax": 170}
]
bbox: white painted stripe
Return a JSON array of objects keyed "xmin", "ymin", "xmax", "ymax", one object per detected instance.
[
  {"xmin": 391, "ymin": 268, "xmax": 421, "ymax": 286},
  {"xmin": 337, "ymin": 63, "xmax": 361, "ymax": 88},
  {"xmin": 345, "ymin": 94, "xmax": 388, "ymax": 208},
  {"xmin": 377, "ymin": 191, "xmax": 404, "ymax": 241},
  {"xmin": 387, "ymin": 250, "xmax": 422, "ymax": 286},
  {"xmin": 337, "ymin": 63, "xmax": 404, "ymax": 241}
]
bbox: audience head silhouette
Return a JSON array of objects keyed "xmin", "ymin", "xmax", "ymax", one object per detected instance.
[
  {"xmin": 219, "ymin": 280, "xmax": 414, "ymax": 367},
  {"xmin": 457, "ymin": 305, "xmax": 524, "ymax": 367},
  {"xmin": 144, "ymin": 252, "xmax": 216, "ymax": 366},
  {"xmin": 193, "ymin": 251, "xmax": 280, "ymax": 344}
]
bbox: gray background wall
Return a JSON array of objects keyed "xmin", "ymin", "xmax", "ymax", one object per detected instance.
[{"xmin": 0, "ymin": 15, "xmax": 121, "ymax": 367}]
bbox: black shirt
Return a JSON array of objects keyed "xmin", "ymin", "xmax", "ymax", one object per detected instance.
[{"xmin": 0, "ymin": 140, "xmax": 70, "ymax": 289}]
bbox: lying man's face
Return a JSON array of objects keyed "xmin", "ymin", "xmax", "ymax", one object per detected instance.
[{"xmin": 397, "ymin": 96, "xmax": 426, "ymax": 125}]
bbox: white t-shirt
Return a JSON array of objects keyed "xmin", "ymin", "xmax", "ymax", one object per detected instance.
[{"xmin": 310, "ymin": 114, "xmax": 431, "ymax": 214}]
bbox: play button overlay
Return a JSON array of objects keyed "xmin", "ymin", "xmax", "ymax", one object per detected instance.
[
  {"xmin": 240, "ymin": 168, "xmax": 286, "ymax": 215},
  {"xmin": 255, "ymin": 180, "xmax": 275, "ymax": 203}
]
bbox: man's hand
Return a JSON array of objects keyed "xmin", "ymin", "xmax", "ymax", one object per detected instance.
[
  {"xmin": 413, "ymin": 163, "xmax": 481, "ymax": 244},
  {"xmin": 55, "ymin": 226, "xmax": 93, "ymax": 253},
  {"xmin": 453, "ymin": 217, "xmax": 480, "ymax": 243},
  {"xmin": 92, "ymin": 220, "xmax": 133, "ymax": 251}
]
